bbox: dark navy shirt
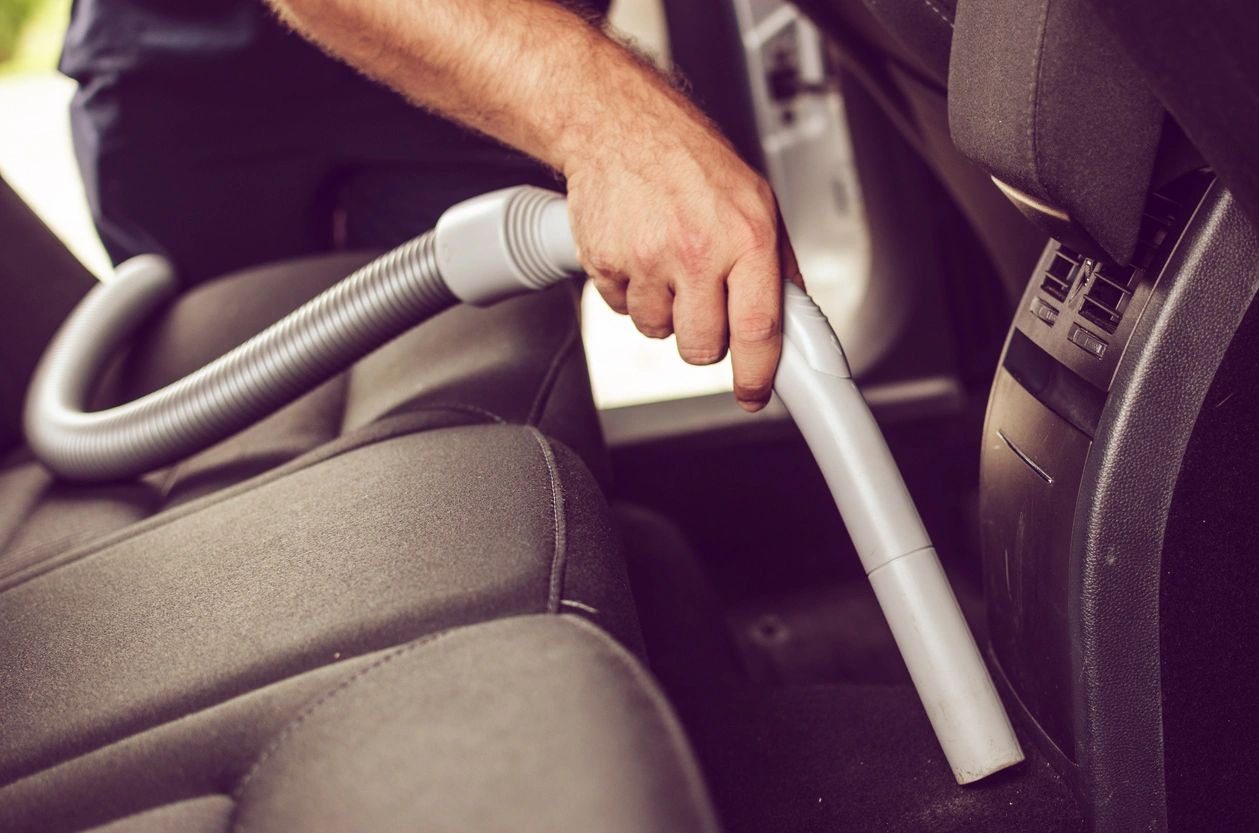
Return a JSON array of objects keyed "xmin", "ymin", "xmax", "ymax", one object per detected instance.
[
  {"xmin": 57, "ymin": 0, "xmax": 611, "ymax": 278},
  {"xmin": 60, "ymin": 0, "xmax": 610, "ymax": 94}
]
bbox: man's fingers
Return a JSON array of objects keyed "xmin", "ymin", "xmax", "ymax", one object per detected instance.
[
  {"xmin": 726, "ymin": 247, "xmax": 782, "ymax": 412},
  {"xmin": 592, "ymin": 272, "xmax": 629, "ymax": 315},
  {"xmin": 626, "ymin": 278, "xmax": 674, "ymax": 338},
  {"xmin": 673, "ymin": 274, "xmax": 728, "ymax": 365}
]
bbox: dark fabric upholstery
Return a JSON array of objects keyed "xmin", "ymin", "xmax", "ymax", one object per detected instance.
[
  {"xmin": 947, "ymin": 0, "xmax": 1165, "ymax": 263},
  {"xmin": 0, "ymin": 424, "xmax": 631, "ymax": 783},
  {"xmin": 234, "ymin": 616, "xmax": 716, "ymax": 833},
  {"xmin": 809, "ymin": 0, "xmax": 1167, "ymax": 266},
  {"xmin": 0, "ymin": 424, "xmax": 714, "ymax": 832},
  {"xmin": 0, "ymin": 651, "xmax": 395, "ymax": 832},
  {"xmin": 0, "ymin": 618, "xmax": 718, "ymax": 833},
  {"xmin": 0, "ymin": 246, "xmax": 719, "ymax": 832}
]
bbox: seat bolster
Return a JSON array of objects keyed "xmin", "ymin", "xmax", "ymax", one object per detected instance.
[
  {"xmin": 0, "ymin": 618, "xmax": 713, "ymax": 833},
  {"xmin": 234, "ymin": 615, "xmax": 719, "ymax": 833},
  {"xmin": 0, "ymin": 425, "xmax": 627, "ymax": 785}
]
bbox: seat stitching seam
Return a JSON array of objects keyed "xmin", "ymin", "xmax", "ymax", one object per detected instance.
[
  {"xmin": 0, "ymin": 531, "xmax": 110, "ymax": 579},
  {"xmin": 0, "ymin": 405, "xmax": 508, "ymax": 592},
  {"xmin": 450, "ymin": 403, "xmax": 507, "ymax": 423},
  {"xmin": 0, "ymin": 639, "xmax": 443, "ymax": 790},
  {"xmin": 527, "ymin": 428, "xmax": 567, "ymax": 613},
  {"xmin": 1026, "ymin": 0, "xmax": 1053, "ymax": 196},
  {"xmin": 385, "ymin": 401, "xmax": 507, "ymax": 427},
  {"xmin": 0, "ymin": 405, "xmax": 501, "ymax": 588},
  {"xmin": 920, "ymin": 0, "xmax": 954, "ymax": 29},
  {"xmin": 229, "ymin": 628, "xmax": 460, "ymax": 829},
  {"xmin": 526, "ymin": 322, "xmax": 580, "ymax": 426},
  {"xmin": 0, "ymin": 487, "xmax": 163, "ymax": 582}
]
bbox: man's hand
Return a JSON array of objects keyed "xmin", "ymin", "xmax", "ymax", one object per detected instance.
[
  {"xmin": 566, "ymin": 111, "xmax": 801, "ymax": 411},
  {"xmin": 267, "ymin": 0, "xmax": 801, "ymax": 410}
]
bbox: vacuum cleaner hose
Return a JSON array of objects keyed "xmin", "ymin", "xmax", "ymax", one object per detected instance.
[{"xmin": 23, "ymin": 186, "xmax": 579, "ymax": 481}]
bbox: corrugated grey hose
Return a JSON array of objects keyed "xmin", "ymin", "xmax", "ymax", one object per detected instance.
[{"xmin": 23, "ymin": 186, "xmax": 580, "ymax": 482}]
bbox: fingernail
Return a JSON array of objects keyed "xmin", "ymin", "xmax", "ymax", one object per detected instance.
[{"xmin": 738, "ymin": 398, "xmax": 767, "ymax": 413}]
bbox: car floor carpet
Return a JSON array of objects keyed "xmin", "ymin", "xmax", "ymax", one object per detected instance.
[{"xmin": 615, "ymin": 502, "xmax": 1083, "ymax": 833}]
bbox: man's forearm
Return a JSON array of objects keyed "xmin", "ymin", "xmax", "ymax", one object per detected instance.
[
  {"xmin": 268, "ymin": 0, "xmax": 799, "ymax": 411},
  {"xmin": 267, "ymin": 0, "xmax": 695, "ymax": 175}
]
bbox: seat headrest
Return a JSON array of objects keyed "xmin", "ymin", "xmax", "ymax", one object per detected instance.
[{"xmin": 947, "ymin": 0, "xmax": 1164, "ymax": 264}]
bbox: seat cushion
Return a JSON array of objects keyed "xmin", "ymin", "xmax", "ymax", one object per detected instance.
[
  {"xmin": 0, "ymin": 616, "xmax": 719, "ymax": 833},
  {"xmin": 0, "ymin": 253, "xmax": 718, "ymax": 832},
  {"xmin": 0, "ymin": 423, "xmax": 639, "ymax": 785}
]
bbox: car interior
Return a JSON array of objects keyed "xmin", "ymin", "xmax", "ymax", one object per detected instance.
[{"xmin": 2, "ymin": 1, "xmax": 1257, "ymax": 832}]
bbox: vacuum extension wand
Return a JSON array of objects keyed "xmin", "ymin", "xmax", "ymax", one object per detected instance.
[
  {"xmin": 24, "ymin": 186, "xmax": 1022, "ymax": 782},
  {"xmin": 775, "ymin": 285, "xmax": 1023, "ymax": 782}
]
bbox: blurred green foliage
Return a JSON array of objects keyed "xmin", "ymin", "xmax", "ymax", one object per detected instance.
[
  {"xmin": 0, "ymin": 0, "xmax": 66, "ymax": 73},
  {"xmin": 0, "ymin": 0, "xmax": 41, "ymax": 62}
]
